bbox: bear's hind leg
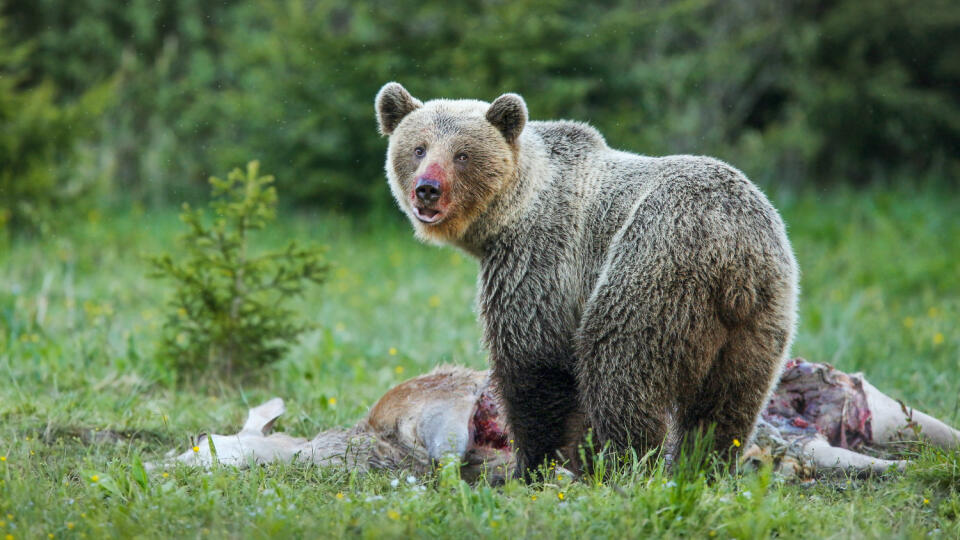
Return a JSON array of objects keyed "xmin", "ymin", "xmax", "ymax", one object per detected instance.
[
  {"xmin": 574, "ymin": 264, "xmax": 717, "ymax": 462},
  {"xmin": 678, "ymin": 318, "xmax": 790, "ymax": 463},
  {"xmin": 573, "ymin": 324, "xmax": 671, "ymax": 459}
]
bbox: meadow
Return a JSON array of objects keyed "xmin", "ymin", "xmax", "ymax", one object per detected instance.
[{"xmin": 0, "ymin": 183, "xmax": 958, "ymax": 538}]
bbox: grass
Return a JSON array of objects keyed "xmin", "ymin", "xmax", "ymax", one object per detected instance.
[{"xmin": 0, "ymin": 183, "xmax": 958, "ymax": 538}]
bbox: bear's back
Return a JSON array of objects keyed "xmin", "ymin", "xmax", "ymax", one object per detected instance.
[{"xmin": 512, "ymin": 120, "xmax": 789, "ymax": 315}]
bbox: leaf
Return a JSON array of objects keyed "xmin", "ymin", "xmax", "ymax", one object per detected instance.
[{"xmin": 130, "ymin": 455, "xmax": 149, "ymax": 490}]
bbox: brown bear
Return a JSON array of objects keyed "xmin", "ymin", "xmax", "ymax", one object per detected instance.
[{"xmin": 375, "ymin": 82, "xmax": 799, "ymax": 478}]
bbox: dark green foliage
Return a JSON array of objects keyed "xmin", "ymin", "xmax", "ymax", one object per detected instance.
[
  {"xmin": 225, "ymin": 0, "xmax": 958, "ymax": 195},
  {"xmin": 148, "ymin": 161, "xmax": 327, "ymax": 377},
  {"xmin": 797, "ymin": 0, "xmax": 960, "ymax": 183},
  {"xmin": 2, "ymin": 0, "xmax": 243, "ymax": 204},
  {"xmin": 0, "ymin": 17, "xmax": 109, "ymax": 235},
  {"xmin": 3, "ymin": 0, "xmax": 959, "ymax": 210}
]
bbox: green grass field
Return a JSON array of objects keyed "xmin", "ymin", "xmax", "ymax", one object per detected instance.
[{"xmin": 1, "ymin": 184, "xmax": 958, "ymax": 538}]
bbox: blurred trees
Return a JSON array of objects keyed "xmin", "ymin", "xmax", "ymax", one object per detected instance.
[
  {"xmin": 4, "ymin": 0, "xmax": 244, "ymax": 205},
  {"xmin": 2, "ymin": 0, "xmax": 958, "ymax": 220},
  {"xmin": 0, "ymin": 17, "xmax": 108, "ymax": 234}
]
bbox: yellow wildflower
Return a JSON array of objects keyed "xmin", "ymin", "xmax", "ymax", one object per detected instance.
[
  {"xmin": 733, "ymin": 438, "xmax": 741, "ymax": 447},
  {"xmin": 389, "ymin": 347, "xmax": 398, "ymax": 356},
  {"xmin": 490, "ymin": 521, "xmax": 499, "ymax": 528},
  {"xmin": 933, "ymin": 333, "xmax": 944, "ymax": 345},
  {"xmin": 192, "ymin": 446, "xmax": 200, "ymax": 453},
  {"xmin": 336, "ymin": 492, "xmax": 344, "ymax": 500},
  {"xmin": 162, "ymin": 473, "xmax": 169, "ymax": 478},
  {"xmin": 903, "ymin": 317, "xmax": 915, "ymax": 328},
  {"xmin": 5, "ymin": 533, "xmax": 12, "ymax": 540},
  {"xmin": 394, "ymin": 366, "xmax": 404, "ymax": 375},
  {"xmin": 0, "ymin": 456, "xmax": 5, "ymax": 462},
  {"xmin": 924, "ymin": 498, "xmax": 930, "ymax": 505},
  {"xmin": 557, "ymin": 492, "xmax": 565, "ymax": 501},
  {"xmin": 428, "ymin": 295, "xmax": 441, "ymax": 308},
  {"xmin": 531, "ymin": 495, "xmax": 537, "ymax": 501},
  {"xmin": 328, "ymin": 397, "xmax": 337, "ymax": 407},
  {"xmin": 66, "ymin": 523, "xmax": 74, "ymax": 530},
  {"xmin": 90, "ymin": 475, "xmax": 99, "ymax": 483},
  {"xmin": 387, "ymin": 510, "xmax": 400, "ymax": 520}
]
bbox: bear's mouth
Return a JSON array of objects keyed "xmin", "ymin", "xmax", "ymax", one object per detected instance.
[{"xmin": 413, "ymin": 206, "xmax": 444, "ymax": 224}]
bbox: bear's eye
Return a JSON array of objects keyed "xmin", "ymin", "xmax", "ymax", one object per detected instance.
[
  {"xmin": 455, "ymin": 152, "xmax": 469, "ymax": 163},
  {"xmin": 414, "ymin": 146, "xmax": 426, "ymax": 158}
]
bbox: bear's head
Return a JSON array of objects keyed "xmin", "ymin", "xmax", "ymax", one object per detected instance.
[{"xmin": 375, "ymin": 82, "xmax": 527, "ymax": 246}]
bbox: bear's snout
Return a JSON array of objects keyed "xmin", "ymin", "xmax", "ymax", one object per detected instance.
[
  {"xmin": 411, "ymin": 176, "xmax": 446, "ymax": 224},
  {"xmin": 415, "ymin": 177, "xmax": 443, "ymax": 204}
]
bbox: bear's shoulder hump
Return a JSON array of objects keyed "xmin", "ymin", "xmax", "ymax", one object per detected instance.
[{"xmin": 530, "ymin": 120, "xmax": 608, "ymax": 154}]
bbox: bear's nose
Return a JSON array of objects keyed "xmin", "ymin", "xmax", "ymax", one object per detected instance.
[{"xmin": 415, "ymin": 178, "xmax": 442, "ymax": 204}]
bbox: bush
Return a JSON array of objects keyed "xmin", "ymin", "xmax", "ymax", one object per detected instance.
[
  {"xmin": 2, "ymin": 0, "xmax": 244, "ymax": 205},
  {"xmin": 0, "ymin": 17, "xmax": 109, "ymax": 235},
  {"xmin": 148, "ymin": 161, "xmax": 328, "ymax": 377}
]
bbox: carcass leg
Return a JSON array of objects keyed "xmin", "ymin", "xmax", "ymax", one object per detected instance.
[
  {"xmin": 862, "ymin": 378, "xmax": 960, "ymax": 449},
  {"xmin": 801, "ymin": 436, "xmax": 906, "ymax": 475}
]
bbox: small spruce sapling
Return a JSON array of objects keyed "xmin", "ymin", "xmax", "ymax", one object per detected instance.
[{"xmin": 149, "ymin": 161, "xmax": 327, "ymax": 377}]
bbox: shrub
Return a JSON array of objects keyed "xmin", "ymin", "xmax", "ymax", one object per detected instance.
[
  {"xmin": 3, "ymin": 0, "xmax": 243, "ymax": 205},
  {"xmin": 148, "ymin": 161, "xmax": 327, "ymax": 377},
  {"xmin": 0, "ymin": 17, "xmax": 109, "ymax": 235}
]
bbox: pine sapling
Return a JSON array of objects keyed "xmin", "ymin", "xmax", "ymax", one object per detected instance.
[{"xmin": 149, "ymin": 161, "xmax": 327, "ymax": 377}]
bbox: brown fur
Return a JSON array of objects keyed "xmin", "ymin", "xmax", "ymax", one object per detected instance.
[{"xmin": 376, "ymin": 83, "xmax": 799, "ymax": 478}]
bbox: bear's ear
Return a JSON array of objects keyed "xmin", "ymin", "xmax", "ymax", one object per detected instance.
[
  {"xmin": 375, "ymin": 82, "xmax": 422, "ymax": 136},
  {"xmin": 486, "ymin": 93, "xmax": 527, "ymax": 144}
]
